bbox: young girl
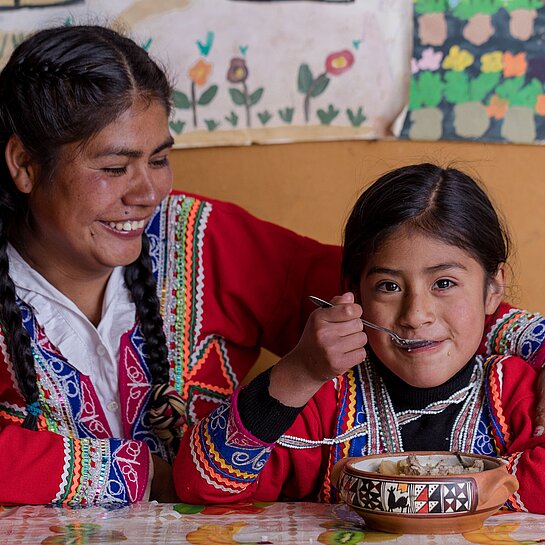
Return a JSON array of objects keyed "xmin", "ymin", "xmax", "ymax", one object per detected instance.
[{"xmin": 175, "ymin": 163, "xmax": 545, "ymax": 513}]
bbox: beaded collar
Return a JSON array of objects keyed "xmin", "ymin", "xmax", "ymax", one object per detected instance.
[{"xmin": 277, "ymin": 357, "xmax": 483, "ymax": 451}]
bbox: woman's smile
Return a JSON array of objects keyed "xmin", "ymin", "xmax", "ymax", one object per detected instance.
[
  {"xmin": 14, "ymin": 99, "xmax": 173, "ymax": 282},
  {"xmin": 105, "ymin": 219, "xmax": 147, "ymax": 232}
]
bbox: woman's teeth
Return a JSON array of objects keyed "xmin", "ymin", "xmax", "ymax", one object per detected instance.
[{"xmin": 108, "ymin": 220, "xmax": 145, "ymax": 232}]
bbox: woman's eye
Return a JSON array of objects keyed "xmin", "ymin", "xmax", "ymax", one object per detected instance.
[
  {"xmin": 377, "ymin": 281, "xmax": 400, "ymax": 292},
  {"xmin": 435, "ymin": 278, "xmax": 455, "ymax": 290},
  {"xmin": 103, "ymin": 166, "xmax": 127, "ymax": 176},
  {"xmin": 150, "ymin": 156, "xmax": 169, "ymax": 168}
]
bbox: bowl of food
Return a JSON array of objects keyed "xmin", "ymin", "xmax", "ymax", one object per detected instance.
[{"xmin": 332, "ymin": 451, "xmax": 518, "ymax": 534}]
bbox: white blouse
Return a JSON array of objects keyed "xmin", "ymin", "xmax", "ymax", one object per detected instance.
[{"xmin": 7, "ymin": 244, "xmax": 135, "ymax": 438}]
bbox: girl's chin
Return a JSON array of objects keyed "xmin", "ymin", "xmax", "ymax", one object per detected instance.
[{"xmin": 389, "ymin": 362, "xmax": 465, "ymax": 388}]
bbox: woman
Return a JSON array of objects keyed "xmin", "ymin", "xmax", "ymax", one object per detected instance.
[
  {"xmin": 0, "ymin": 24, "xmax": 340, "ymax": 506},
  {"xmin": 0, "ymin": 25, "xmax": 543, "ymax": 508}
]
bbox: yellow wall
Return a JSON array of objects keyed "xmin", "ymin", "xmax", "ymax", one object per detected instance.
[{"xmin": 171, "ymin": 139, "xmax": 545, "ymax": 315}]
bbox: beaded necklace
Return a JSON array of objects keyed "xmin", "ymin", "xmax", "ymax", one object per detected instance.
[{"xmin": 277, "ymin": 358, "xmax": 482, "ymax": 451}]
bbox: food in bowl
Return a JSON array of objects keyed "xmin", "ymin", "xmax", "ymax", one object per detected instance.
[
  {"xmin": 332, "ymin": 451, "xmax": 518, "ymax": 534},
  {"xmin": 378, "ymin": 453, "xmax": 484, "ymax": 476}
]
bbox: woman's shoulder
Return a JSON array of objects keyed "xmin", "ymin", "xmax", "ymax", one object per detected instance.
[
  {"xmin": 481, "ymin": 353, "xmax": 538, "ymax": 400},
  {"xmin": 481, "ymin": 353, "xmax": 536, "ymax": 373},
  {"xmin": 167, "ymin": 190, "xmax": 248, "ymax": 214}
]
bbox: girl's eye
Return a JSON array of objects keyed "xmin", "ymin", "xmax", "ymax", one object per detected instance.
[
  {"xmin": 434, "ymin": 278, "xmax": 455, "ymax": 290},
  {"xmin": 103, "ymin": 166, "xmax": 127, "ymax": 176},
  {"xmin": 377, "ymin": 281, "xmax": 400, "ymax": 293}
]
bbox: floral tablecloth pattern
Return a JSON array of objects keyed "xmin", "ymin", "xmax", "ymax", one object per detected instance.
[{"xmin": 1, "ymin": 502, "xmax": 545, "ymax": 544}]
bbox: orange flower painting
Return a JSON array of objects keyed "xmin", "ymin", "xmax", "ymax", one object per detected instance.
[
  {"xmin": 188, "ymin": 59, "xmax": 213, "ymax": 86},
  {"xmin": 503, "ymin": 52, "xmax": 527, "ymax": 78},
  {"xmin": 486, "ymin": 95, "xmax": 509, "ymax": 119}
]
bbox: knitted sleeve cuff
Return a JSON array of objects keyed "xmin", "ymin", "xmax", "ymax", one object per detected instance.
[{"xmin": 237, "ymin": 366, "xmax": 304, "ymax": 443}]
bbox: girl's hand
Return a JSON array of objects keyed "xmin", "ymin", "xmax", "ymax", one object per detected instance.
[{"xmin": 269, "ymin": 292, "xmax": 367, "ymax": 407}]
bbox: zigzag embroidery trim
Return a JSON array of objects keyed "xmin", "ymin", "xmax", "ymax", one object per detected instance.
[
  {"xmin": 53, "ymin": 437, "xmax": 73, "ymax": 504},
  {"xmin": 507, "ymin": 452, "xmax": 527, "ymax": 512},
  {"xmin": 190, "ymin": 425, "xmax": 245, "ymax": 494},
  {"xmin": 0, "ymin": 328, "xmax": 20, "ymax": 397}
]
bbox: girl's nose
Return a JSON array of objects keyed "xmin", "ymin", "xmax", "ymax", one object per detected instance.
[{"xmin": 398, "ymin": 291, "xmax": 435, "ymax": 330}]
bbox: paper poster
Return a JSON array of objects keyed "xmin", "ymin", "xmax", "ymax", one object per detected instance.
[
  {"xmin": 400, "ymin": 0, "xmax": 545, "ymax": 144},
  {"xmin": 0, "ymin": 0, "xmax": 413, "ymax": 148}
]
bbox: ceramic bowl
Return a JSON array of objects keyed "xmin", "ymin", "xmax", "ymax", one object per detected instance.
[{"xmin": 332, "ymin": 451, "xmax": 519, "ymax": 534}]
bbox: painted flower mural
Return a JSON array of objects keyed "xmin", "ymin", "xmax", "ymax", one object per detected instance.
[
  {"xmin": 403, "ymin": 1, "xmax": 545, "ymax": 144},
  {"xmin": 227, "ymin": 56, "xmax": 264, "ymax": 128},
  {"xmin": 227, "ymin": 57, "xmax": 248, "ymax": 83},
  {"xmin": 324, "ymin": 49, "xmax": 354, "ymax": 76},
  {"xmin": 189, "ymin": 58, "xmax": 213, "ymax": 86},
  {"xmin": 298, "ymin": 49, "xmax": 355, "ymax": 123},
  {"xmin": 453, "ymin": 0, "xmax": 503, "ymax": 46},
  {"xmin": 171, "ymin": 32, "xmax": 219, "ymax": 133},
  {"xmin": 414, "ymin": 0, "xmax": 449, "ymax": 47}
]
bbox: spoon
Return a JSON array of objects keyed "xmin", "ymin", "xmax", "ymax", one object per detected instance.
[{"xmin": 308, "ymin": 296, "xmax": 437, "ymax": 350}]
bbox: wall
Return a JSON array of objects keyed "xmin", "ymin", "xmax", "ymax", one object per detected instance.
[{"xmin": 171, "ymin": 139, "xmax": 545, "ymax": 315}]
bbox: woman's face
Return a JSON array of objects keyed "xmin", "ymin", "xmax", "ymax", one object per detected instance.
[
  {"xmin": 358, "ymin": 226, "xmax": 504, "ymax": 388},
  {"xmin": 17, "ymin": 98, "xmax": 173, "ymax": 280}
]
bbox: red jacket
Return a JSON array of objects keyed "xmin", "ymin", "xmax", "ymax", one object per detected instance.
[
  {"xmin": 176, "ymin": 352, "xmax": 545, "ymax": 513},
  {"xmin": 0, "ymin": 192, "xmax": 341, "ymax": 506}
]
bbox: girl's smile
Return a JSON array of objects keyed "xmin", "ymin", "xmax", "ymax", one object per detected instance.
[{"xmin": 359, "ymin": 225, "xmax": 505, "ymax": 387}]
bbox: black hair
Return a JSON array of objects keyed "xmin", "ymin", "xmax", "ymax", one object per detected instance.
[
  {"xmin": 342, "ymin": 163, "xmax": 510, "ymax": 293},
  {"xmin": 0, "ymin": 25, "xmax": 172, "ymax": 432}
]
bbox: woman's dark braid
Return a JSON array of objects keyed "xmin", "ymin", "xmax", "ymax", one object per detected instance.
[
  {"xmin": 0, "ymin": 209, "xmax": 40, "ymax": 430},
  {"xmin": 124, "ymin": 235, "xmax": 186, "ymax": 450},
  {"xmin": 124, "ymin": 234, "xmax": 169, "ymax": 385}
]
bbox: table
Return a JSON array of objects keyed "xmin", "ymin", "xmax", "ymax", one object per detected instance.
[{"xmin": 1, "ymin": 501, "xmax": 545, "ymax": 544}]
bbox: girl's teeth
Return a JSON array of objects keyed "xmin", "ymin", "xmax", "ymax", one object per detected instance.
[{"xmin": 108, "ymin": 220, "xmax": 145, "ymax": 232}]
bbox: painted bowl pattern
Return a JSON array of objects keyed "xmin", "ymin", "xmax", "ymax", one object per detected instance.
[{"xmin": 332, "ymin": 451, "xmax": 519, "ymax": 534}]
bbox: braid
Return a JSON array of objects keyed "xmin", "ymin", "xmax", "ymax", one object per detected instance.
[
  {"xmin": 0, "ymin": 213, "xmax": 40, "ymax": 430},
  {"xmin": 124, "ymin": 235, "xmax": 185, "ymax": 450},
  {"xmin": 124, "ymin": 234, "xmax": 169, "ymax": 385}
]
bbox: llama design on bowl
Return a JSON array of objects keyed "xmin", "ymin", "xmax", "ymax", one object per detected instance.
[{"xmin": 339, "ymin": 474, "xmax": 477, "ymax": 515}]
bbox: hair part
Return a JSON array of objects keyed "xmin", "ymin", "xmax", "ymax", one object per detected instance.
[{"xmin": 342, "ymin": 163, "xmax": 510, "ymax": 293}]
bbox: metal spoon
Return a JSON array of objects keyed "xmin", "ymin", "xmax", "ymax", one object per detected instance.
[{"xmin": 308, "ymin": 296, "xmax": 437, "ymax": 350}]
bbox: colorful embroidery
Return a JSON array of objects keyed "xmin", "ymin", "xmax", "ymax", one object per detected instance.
[
  {"xmin": 503, "ymin": 452, "xmax": 527, "ymax": 512},
  {"xmin": 194, "ymin": 357, "xmax": 497, "ymax": 502},
  {"xmin": 0, "ymin": 194, "xmax": 228, "ymax": 505},
  {"xmin": 485, "ymin": 308, "xmax": 545, "ymax": 368},
  {"xmin": 150, "ymin": 195, "xmax": 238, "ymax": 426},
  {"xmin": 484, "ymin": 355, "xmax": 512, "ymax": 453},
  {"xmin": 189, "ymin": 395, "xmax": 273, "ymax": 494},
  {"xmin": 52, "ymin": 437, "xmax": 140, "ymax": 507}
]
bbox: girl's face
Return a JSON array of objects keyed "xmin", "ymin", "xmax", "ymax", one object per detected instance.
[
  {"xmin": 13, "ymin": 98, "xmax": 173, "ymax": 281},
  {"xmin": 358, "ymin": 226, "xmax": 504, "ymax": 388}
]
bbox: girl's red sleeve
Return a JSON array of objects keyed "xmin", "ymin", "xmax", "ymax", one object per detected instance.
[
  {"xmin": 481, "ymin": 302, "xmax": 545, "ymax": 368},
  {"xmin": 174, "ymin": 380, "xmax": 339, "ymax": 504}
]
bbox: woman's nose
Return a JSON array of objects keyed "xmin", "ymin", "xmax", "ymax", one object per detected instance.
[
  {"xmin": 398, "ymin": 291, "xmax": 435, "ymax": 329},
  {"xmin": 125, "ymin": 167, "xmax": 167, "ymax": 206}
]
